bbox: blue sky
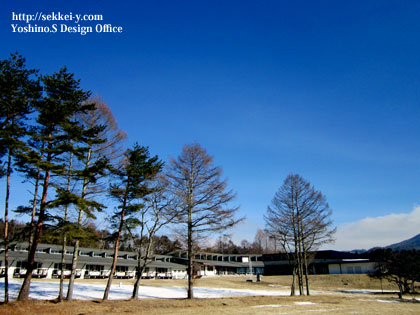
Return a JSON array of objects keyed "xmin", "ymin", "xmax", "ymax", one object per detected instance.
[{"xmin": 2, "ymin": 1, "xmax": 420, "ymax": 250}]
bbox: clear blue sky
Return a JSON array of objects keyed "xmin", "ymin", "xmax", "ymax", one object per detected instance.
[{"xmin": 2, "ymin": 1, "xmax": 420, "ymax": 249}]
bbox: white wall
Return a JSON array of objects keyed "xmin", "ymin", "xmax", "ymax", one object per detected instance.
[{"xmin": 328, "ymin": 262, "xmax": 375, "ymax": 274}]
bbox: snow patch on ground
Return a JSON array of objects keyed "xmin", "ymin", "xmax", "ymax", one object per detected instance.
[
  {"xmin": 251, "ymin": 304, "xmax": 285, "ymax": 308},
  {"xmin": 0, "ymin": 279, "xmax": 293, "ymax": 301},
  {"xmin": 306, "ymin": 310, "xmax": 340, "ymax": 313},
  {"xmin": 268, "ymin": 284, "xmax": 289, "ymax": 288},
  {"xmin": 339, "ymin": 289, "xmax": 396, "ymax": 294},
  {"xmin": 294, "ymin": 301, "xmax": 314, "ymax": 305}
]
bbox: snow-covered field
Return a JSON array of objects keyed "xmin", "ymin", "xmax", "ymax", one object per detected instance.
[{"xmin": 0, "ymin": 279, "xmax": 293, "ymax": 301}]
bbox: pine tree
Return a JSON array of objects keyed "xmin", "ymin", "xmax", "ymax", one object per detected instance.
[
  {"xmin": 103, "ymin": 143, "xmax": 163, "ymax": 300},
  {"xmin": 0, "ymin": 53, "xmax": 41, "ymax": 303},
  {"xmin": 17, "ymin": 67, "xmax": 93, "ymax": 301},
  {"xmin": 57, "ymin": 150, "xmax": 73, "ymax": 301}
]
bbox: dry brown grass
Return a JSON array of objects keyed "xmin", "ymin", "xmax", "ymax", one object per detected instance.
[
  {"xmin": 34, "ymin": 274, "xmax": 398, "ymax": 291},
  {"xmin": 1, "ymin": 294, "xmax": 419, "ymax": 315},
  {"xmin": 1, "ymin": 275, "xmax": 419, "ymax": 314}
]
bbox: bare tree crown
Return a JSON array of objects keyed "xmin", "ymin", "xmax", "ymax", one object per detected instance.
[{"xmin": 167, "ymin": 143, "xmax": 242, "ymax": 235}]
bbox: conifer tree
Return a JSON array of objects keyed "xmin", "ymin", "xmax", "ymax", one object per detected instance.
[
  {"xmin": 264, "ymin": 174, "xmax": 335, "ymax": 296},
  {"xmin": 0, "ymin": 53, "xmax": 40, "ymax": 303},
  {"xmin": 103, "ymin": 143, "xmax": 163, "ymax": 300},
  {"xmin": 17, "ymin": 67, "xmax": 93, "ymax": 301},
  {"xmin": 57, "ymin": 150, "xmax": 73, "ymax": 301},
  {"xmin": 166, "ymin": 143, "xmax": 241, "ymax": 299},
  {"xmin": 14, "ymin": 135, "xmax": 45, "ymax": 248}
]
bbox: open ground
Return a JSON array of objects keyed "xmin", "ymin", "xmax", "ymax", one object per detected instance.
[{"xmin": 0, "ymin": 275, "xmax": 419, "ymax": 314}]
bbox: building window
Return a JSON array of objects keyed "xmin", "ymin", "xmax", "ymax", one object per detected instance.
[
  {"xmin": 16, "ymin": 261, "xmax": 42, "ymax": 269},
  {"xmin": 116, "ymin": 266, "xmax": 128, "ymax": 272},
  {"xmin": 14, "ymin": 246, "xmax": 28, "ymax": 252},
  {"xmin": 85, "ymin": 264, "xmax": 104, "ymax": 271},
  {"xmin": 54, "ymin": 263, "xmax": 72, "ymax": 270}
]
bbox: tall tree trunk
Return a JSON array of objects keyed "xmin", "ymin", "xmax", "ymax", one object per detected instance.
[
  {"xmin": 58, "ymin": 151, "xmax": 73, "ymax": 301},
  {"xmin": 66, "ymin": 240, "xmax": 79, "ymax": 301},
  {"xmin": 28, "ymin": 143, "xmax": 44, "ymax": 250},
  {"xmin": 58, "ymin": 234, "xmax": 67, "ymax": 301},
  {"xmin": 67, "ymin": 148, "xmax": 90, "ymax": 301},
  {"xmin": 291, "ymin": 188, "xmax": 303, "ymax": 296},
  {"xmin": 132, "ymin": 220, "xmax": 146, "ymax": 300},
  {"xmin": 292, "ymin": 216, "xmax": 303, "ymax": 294},
  {"xmin": 29, "ymin": 165, "xmax": 41, "ymax": 249},
  {"xmin": 3, "ymin": 151, "xmax": 11, "ymax": 303},
  {"xmin": 58, "ymin": 153, "xmax": 73, "ymax": 302},
  {"xmin": 302, "ymin": 237, "xmax": 310, "ymax": 296},
  {"xmin": 103, "ymin": 210, "xmax": 125, "ymax": 300},
  {"xmin": 290, "ymin": 264, "xmax": 296, "ymax": 296},
  {"xmin": 295, "ymin": 202, "xmax": 304, "ymax": 295},
  {"xmin": 67, "ymin": 201, "xmax": 83, "ymax": 301},
  {"xmin": 104, "ymin": 181, "xmax": 128, "ymax": 300},
  {"xmin": 296, "ymin": 248, "xmax": 303, "ymax": 295},
  {"xmin": 187, "ymin": 204, "xmax": 193, "ymax": 299},
  {"xmin": 132, "ymin": 252, "xmax": 143, "ymax": 299},
  {"xmin": 132, "ymin": 227, "xmax": 153, "ymax": 299},
  {"xmin": 17, "ymin": 167, "xmax": 50, "ymax": 301},
  {"xmin": 132, "ymin": 241, "xmax": 151, "ymax": 299}
]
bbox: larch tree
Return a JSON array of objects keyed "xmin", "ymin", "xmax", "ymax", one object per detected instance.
[
  {"xmin": 166, "ymin": 143, "xmax": 242, "ymax": 299},
  {"xmin": 65, "ymin": 97, "xmax": 126, "ymax": 301},
  {"xmin": 17, "ymin": 67, "xmax": 93, "ymax": 301},
  {"xmin": 103, "ymin": 143, "xmax": 163, "ymax": 300},
  {"xmin": 0, "ymin": 53, "xmax": 41, "ymax": 303},
  {"xmin": 264, "ymin": 174, "xmax": 335, "ymax": 296}
]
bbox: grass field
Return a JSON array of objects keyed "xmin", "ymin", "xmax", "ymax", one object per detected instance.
[{"xmin": 1, "ymin": 275, "xmax": 419, "ymax": 314}]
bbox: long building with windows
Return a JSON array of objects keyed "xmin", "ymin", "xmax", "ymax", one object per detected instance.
[
  {"xmin": 0, "ymin": 242, "xmax": 375, "ymax": 280},
  {"xmin": 1, "ymin": 243, "xmax": 187, "ymax": 280}
]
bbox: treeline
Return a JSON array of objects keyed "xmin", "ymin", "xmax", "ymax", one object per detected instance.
[
  {"xmin": 204, "ymin": 229, "xmax": 278, "ymax": 254},
  {"xmin": 0, "ymin": 53, "xmax": 241, "ymax": 302}
]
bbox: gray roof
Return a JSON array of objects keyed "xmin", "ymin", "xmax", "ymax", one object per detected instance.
[{"xmin": 4, "ymin": 242, "xmax": 185, "ymax": 269}]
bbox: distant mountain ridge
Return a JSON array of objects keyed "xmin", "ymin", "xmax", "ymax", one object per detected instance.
[{"xmin": 385, "ymin": 233, "xmax": 420, "ymax": 251}]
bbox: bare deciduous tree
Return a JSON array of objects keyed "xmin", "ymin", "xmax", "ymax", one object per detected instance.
[
  {"xmin": 126, "ymin": 175, "xmax": 178, "ymax": 299},
  {"xmin": 166, "ymin": 143, "xmax": 243, "ymax": 298},
  {"xmin": 66, "ymin": 97, "xmax": 126, "ymax": 301},
  {"xmin": 264, "ymin": 174, "xmax": 335, "ymax": 296}
]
